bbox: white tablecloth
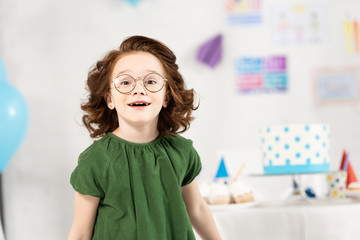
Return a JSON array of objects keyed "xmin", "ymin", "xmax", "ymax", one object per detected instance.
[{"xmin": 200, "ymin": 200, "xmax": 360, "ymax": 240}]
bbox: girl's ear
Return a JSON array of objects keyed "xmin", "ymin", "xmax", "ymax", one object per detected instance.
[
  {"xmin": 105, "ymin": 93, "xmax": 115, "ymax": 110},
  {"xmin": 163, "ymin": 92, "xmax": 170, "ymax": 108}
]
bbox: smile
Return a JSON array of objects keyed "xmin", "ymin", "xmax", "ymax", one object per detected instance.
[{"xmin": 128, "ymin": 102, "xmax": 151, "ymax": 107}]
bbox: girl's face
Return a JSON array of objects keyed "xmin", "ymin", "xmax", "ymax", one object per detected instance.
[{"xmin": 107, "ymin": 52, "xmax": 168, "ymax": 130}]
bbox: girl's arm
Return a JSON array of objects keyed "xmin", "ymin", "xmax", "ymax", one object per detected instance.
[
  {"xmin": 182, "ymin": 179, "xmax": 222, "ymax": 240},
  {"xmin": 67, "ymin": 192, "xmax": 100, "ymax": 240}
]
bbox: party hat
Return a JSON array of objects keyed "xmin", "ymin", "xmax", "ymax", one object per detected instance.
[
  {"xmin": 346, "ymin": 162, "xmax": 358, "ymax": 188},
  {"xmin": 214, "ymin": 157, "xmax": 229, "ymax": 181},
  {"xmin": 339, "ymin": 150, "xmax": 358, "ymax": 188}
]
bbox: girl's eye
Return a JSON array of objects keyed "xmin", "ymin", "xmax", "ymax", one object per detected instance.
[
  {"xmin": 118, "ymin": 76, "xmax": 134, "ymax": 86},
  {"xmin": 120, "ymin": 80, "xmax": 132, "ymax": 86},
  {"xmin": 145, "ymin": 79, "xmax": 158, "ymax": 85}
]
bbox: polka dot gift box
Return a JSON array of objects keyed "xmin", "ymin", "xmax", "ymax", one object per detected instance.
[{"xmin": 260, "ymin": 124, "xmax": 330, "ymax": 174}]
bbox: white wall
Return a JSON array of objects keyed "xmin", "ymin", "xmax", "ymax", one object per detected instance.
[{"xmin": 0, "ymin": 0, "xmax": 359, "ymax": 239}]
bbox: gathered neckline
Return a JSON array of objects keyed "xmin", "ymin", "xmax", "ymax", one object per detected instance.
[{"xmin": 107, "ymin": 132, "xmax": 164, "ymax": 147}]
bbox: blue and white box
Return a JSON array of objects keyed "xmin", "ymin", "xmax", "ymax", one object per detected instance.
[{"xmin": 260, "ymin": 124, "xmax": 330, "ymax": 175}]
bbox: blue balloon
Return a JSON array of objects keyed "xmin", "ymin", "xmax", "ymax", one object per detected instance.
[
  {"xmin": 0, "ymin": 82, "xmax": 29, "ymax": 172},
  {"xmin": 0, "ymin": 59, "xmax": 7, "ymax": 83},
  {"xmin": 126, "ymin": 0, "xmax": 142, "ymax": 6}
]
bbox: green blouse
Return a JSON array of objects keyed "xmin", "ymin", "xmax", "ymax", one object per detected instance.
[{"xmin": 70, "ymin": 133, "xmax": 202, "ymax": 240}]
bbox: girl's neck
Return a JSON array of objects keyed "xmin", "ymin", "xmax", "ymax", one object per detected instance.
[{"xmin": 112, "ymin": 125, "xmax": 159, "ymax": 144}]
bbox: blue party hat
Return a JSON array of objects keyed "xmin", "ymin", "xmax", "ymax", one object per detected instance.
[{"xmin": 215, "ymin": 157, "xmax": 229, "ymax": 179}]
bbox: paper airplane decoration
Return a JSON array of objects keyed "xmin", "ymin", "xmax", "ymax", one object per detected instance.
[
  {"xmin": 197, "ymin": 34, "xmax": 223, "ymax": 68},
  {"xmin": 215, "ymin": 157, "xmax": 229, "ymax": 180},
  {"xmin": 125, "ymin": 0, "xmax": 142, "ymax": 6},
  {"xmin": 340, "ymin": 150, "xmax": 358, "ymax": 188}
]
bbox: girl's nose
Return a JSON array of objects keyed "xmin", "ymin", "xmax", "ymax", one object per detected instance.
[{"xmin": 131, "ymin": 78, "xmax": 147, "ymax": 96}]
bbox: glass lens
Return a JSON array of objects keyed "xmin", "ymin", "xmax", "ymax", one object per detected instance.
[
  {"xmin": 143, "ymin": 73, "xmax": 164, "ymax": 92},
  {"xmin": 114, "ymin": 75, "xmax": 134, "ymax": 93}
]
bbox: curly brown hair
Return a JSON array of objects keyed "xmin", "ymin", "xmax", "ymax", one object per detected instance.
[{"xmin": 81, "ymin": 35, "xmax": 199, "ymax": 139}]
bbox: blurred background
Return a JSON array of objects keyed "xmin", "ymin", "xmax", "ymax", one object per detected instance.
[{"xmin": 0, "ymin": 0, "xmax": 359, "ymax": 239}]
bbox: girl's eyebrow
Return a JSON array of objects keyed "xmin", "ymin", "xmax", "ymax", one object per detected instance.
[
  {"xmin": 114, "ymin": 70, "xmax": 130, "ymax": 77},
  {"xmin": 114, "ymin": 69, "xmax": 161, "ymax": 77}
]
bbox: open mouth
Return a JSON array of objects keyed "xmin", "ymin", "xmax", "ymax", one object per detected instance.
[{"xmin": 128, "ymin": 102, "xmax": 151, "ymax": 107}]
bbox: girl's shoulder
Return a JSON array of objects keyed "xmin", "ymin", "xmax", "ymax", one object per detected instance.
[
  {"xmin": 77, "ymin": 134, "xmax": 114, "ymax": 165},
  {"xmin": 161, "ymin": 134, "xmax": 198, "ymax": 157},
  {"xmin": 162, "ymin": 134, "xmax": 194, "ymax": 147}
]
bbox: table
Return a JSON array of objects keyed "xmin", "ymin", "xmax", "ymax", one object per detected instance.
[{"xmin": 201, "ymin": 200, "xmax": 360, "ymax": 240}]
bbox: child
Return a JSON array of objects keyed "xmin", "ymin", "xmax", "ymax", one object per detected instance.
[{"xmin": 68, "ymin": 36, "xmax": 222, "ymax": 240}]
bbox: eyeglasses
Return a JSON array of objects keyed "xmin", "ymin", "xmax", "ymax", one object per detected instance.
[{"xmin": 112, "ymin": 72, "xmax": 168, "ymax": 94}]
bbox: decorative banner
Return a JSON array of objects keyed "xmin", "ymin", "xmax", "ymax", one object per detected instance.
[
  {"xmin": 344, "ymin": 17, "xmax": 360, "ymax": 55},
  {"xmin": 313, "ymin": 67, "xmax": 360, "ymax": 104},
  {"xmin": 225, "ymin": 0, "xmax": 262, "ymax": 25},
  {"xmin": 270, "ymin": 4, "xmax": 326, "ymax": 44},
  {"xmin": 197, "ymin": 34, "xmax": 222, "ymax": 69},
  {"xmin": 235, "ymin": 55, "xmax": 288, "ymax": 93}
]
